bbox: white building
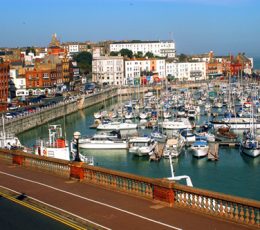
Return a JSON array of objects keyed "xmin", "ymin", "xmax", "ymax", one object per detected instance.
[
  {"xmin": 62, "ymin": 43, "xmax": 79, "ymax": 55},
  {"xmin": 166, "ymin": 62, "xmax": 207, "ymax": 81},
  {"xmin": 110, "ymin": 40, "xmax": 176, "ymax": 58},
  {"xmin": 9, "ymin": 69, "xmax": 27, "ymax": 97},
  {"xmin": 92, "ymin": 55, "xmax": 125, "ymax": 86},
  {"xmin": 125, "ymin": 58, "xmax": 166, "ymax": 85}
]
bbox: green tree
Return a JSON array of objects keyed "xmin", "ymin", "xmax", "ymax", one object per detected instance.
[
  {"xmin": 26, "ymin": 47, "xmax": 36, "ymax": 55},
  {"xmin": 145, "ymin": 52, "xmax": 154, "ymax": 58},
  {"xmin": 73, "ymin": 51, "xmax": 92, "ymax": 74},
  {"xmin": 134, "ymin": 51, "xmax": 143, "ymax": 58},
  {"xmin": 119, "ymin": 49, "xmax": 133, "ymax": 58},
  {"xmin": 178, "ymin": 53, "xmax": 187, "ymax": 62},
  {"xmin": 110, "ymin": 51, "xmax": 119, "ymax": 56}
]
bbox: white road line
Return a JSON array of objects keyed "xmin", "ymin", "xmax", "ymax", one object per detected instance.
[
  {"xmin": 0, "ymin": 171, "xmax": 182, "ymax": 230},
  {"xmin": 0, "ymin": 185, "xmax": 111, "ymax": 230}
]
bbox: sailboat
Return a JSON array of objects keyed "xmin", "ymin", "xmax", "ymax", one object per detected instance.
[
  {"xmin": 0, "ymin": 115, "xmax": 22, "ymax": 149},
  {"xmin": 241, "ymin": 103, "xmax": 260, "ymax": 157}
]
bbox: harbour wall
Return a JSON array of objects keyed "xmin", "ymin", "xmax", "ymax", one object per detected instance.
[{"xmin": 1, "ymin": 87, "xmax": 148, "ymax": 134}]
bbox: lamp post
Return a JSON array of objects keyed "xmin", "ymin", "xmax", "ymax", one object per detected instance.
[{"xmin": 73, "ymin": 131, "xmax": 81, "ymax": 162}]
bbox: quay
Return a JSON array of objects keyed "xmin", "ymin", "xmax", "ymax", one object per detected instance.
[{"xmin": 0, "ymin": 149, "xmax": 259, "ymax": 229}]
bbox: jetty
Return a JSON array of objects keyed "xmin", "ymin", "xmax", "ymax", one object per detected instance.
[
  {"xmin": 149, "ymin": 143, "xmax": 165, "ymax": 161},
  {"xmin": 208, "ymin": 142, "xmax": 219, "ymax": 161}
]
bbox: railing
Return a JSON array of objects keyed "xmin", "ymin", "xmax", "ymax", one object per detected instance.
[
  {"xmin": 174, "ymin": 184, "xmax": 260, "ymax": 226},
  {"xmin": 0, "ymin": 149, "xmax": 259, "ymax": 228}
]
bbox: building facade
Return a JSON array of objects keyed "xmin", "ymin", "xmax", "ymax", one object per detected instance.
[
  {"xmin": 166, "ymin": 62, "xmax": 207, "ymax": 81},
  {"xmin": 125, "ymin": 58, "xmax": 166, "ymax": 85},
  {"xmin": 110, "ymin": 40, "xmax": 176, "ymax": 58},
  {"xmin": 0, "ymin": 63, "xmax": 10, "ymax": 111},
  {"xmin": 92, "ymin": 56, "xmax": 125, "ymax": 86}
]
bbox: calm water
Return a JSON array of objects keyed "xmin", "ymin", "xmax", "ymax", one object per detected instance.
[
  {"xmin": 254, "ymin": 56, "xmax": 260, "ymax": 70},
  {"xmin": 18, "ymin": 100, "xmax": 260, "ymax": 201}
]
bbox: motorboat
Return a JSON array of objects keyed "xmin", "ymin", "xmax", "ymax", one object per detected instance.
[
  {"xmin": 160, "ymin": 118, "xmax": 192, "ymax": 130},
  {"xmin": 179, "ymin": 129, "xmax": 196, "ymax": 144},
  {"xmin": 79, "ymin": 130, "xmax": 128, "ymax": 149},
  {"xmin": 163, "ymin": 133, "xmax": 185, "ymax": 158},
  {"xmin": 241, "ymin": 137, "xmax": 260, "ymax": 158},
  {"xmin": 97, "ymin": 121, "xmax": 137, "ymax": 130},
  {"xmin": 190, "ymin": 139, "xmax": 209, "ymax": 158},
  {"xmin": 150, "ymin": 129, "xmax": 167, "ymax": 143},
  {"xmin": 34, "ymin": 125, "xmax": 70, "ymax": 161},
  {"xmin": 128, "ymin": 136, "xmax": 158, "ymax": 156}
]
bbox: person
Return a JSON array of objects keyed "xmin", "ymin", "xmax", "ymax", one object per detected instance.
[{"xmin": 6, "ymin": 142, "xmax": 11, "ymax": 150}]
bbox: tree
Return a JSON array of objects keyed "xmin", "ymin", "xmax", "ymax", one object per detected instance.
[
  {"xmin": 179, "ymin": 53, "xmax": 188, "ymax": 62},
  {"xmin": 25, "ymin": 47, "xmax": 36, "ymax": 55},
  {"xmin": 134, "ymin": 51, "xmax": 143, "ymax": 58},
  {"xmin": 145, "ymin": 52, "xmax": 154, "ymax": 58},
  {"xmin": 119, "ymin": 49, "xmax": 133, "ymax": 58},
  {"xmin": 73, "ymin": 51, "xmax": 92, "ymax": 74},
  {"xmin": 110, "ymin": 51, "xmax": 119, "ymax": 56}
]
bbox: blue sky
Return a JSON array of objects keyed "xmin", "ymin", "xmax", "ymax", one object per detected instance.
[{"xmin": 0, "ymin": 0, "xmax": 260, "ymax": 57}]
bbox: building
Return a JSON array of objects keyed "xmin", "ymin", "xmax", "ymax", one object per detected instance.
[
  {"xmin": 125, "ymin": 58, "xmax": 166, "ymax": 85},
  {"xmin": 110, "ymin": 40, "xmax": 176, "ymax": 58},
  {"xmin": 92, "ymin": 55, "xmax": 125, "ymax": 86},
  {"xmin": 0, "ymin": 63, "xmax": 10, "ymax": 111},
  {"xmin": 166, "ymin": 61, "xmax": 207, "ymax": 81}
]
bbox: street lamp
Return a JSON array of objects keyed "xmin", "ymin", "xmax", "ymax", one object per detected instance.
[{"xmin": 73, "ymin": 131, "xmax": 81, "ymax": 162}]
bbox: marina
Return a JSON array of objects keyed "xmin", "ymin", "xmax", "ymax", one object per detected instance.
[{"xmin": 16, "ymin": 81, "xmax": 260, "ymax": 201}]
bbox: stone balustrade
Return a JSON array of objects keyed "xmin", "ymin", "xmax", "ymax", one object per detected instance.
[{"xmin": 0, "ymin": 149, "xmax": 259, "ymax": 228}]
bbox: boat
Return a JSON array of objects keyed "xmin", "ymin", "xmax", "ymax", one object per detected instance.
[
  {"xmin": 215, "ymin": 125, "xmax": 238, "ymax": 141},
  {"xmin": 190, "ymin": 139, "xmax": 209, "ymax": 158},
  {"xmin": 0, "ymin": 115, "xmax": 23, "ymax": 150},
  {"xmin": 128, "ymin": 136, "xmax": 158, "ymax": 156},
  {"xmin": 210, "ymin": 117, "xmax": 260, "ymax": 130},
  {"xmin": 150, "ymin": 129, "xmax": 167, "ymax": 143},
  {"xmin": 163, "ymin": 133, "xmax": 185, "ymax": 158},
  {"xmin": 241, "ymin": 136, "xmax": 260, "ymax": 158},
  {"xmin": 78, "ymin": 130, "xmax": 128, "ymax": 149},
  {"xmin": 34, "ymin": 125, "xmax": 70, "ymax": 161},
  {"xmin": 179, "ymin": 128, "xmax": 196, "ymax": 144},
  {"xmin": 160, "ymin": 118, "xmax": 192, "ymax": 130},
  {"xmin": 97, "ymin": 121, "xmax": 137, "ymax": 130}
]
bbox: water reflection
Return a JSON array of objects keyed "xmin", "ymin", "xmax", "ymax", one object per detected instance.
[{"xmin": 240, "ymin": 153, "xmax": 260, "ymax": 167}]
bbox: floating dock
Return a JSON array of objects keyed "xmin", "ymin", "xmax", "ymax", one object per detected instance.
[{"xmin": 150, "ymin": 143, "xmax": 165, "ymax": 161}]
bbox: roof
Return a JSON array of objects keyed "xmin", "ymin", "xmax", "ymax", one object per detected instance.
[{"xmin": 112, "ymin": 40, "xmax": 173, "ymax": 44}]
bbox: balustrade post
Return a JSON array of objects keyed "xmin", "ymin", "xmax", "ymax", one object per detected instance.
[
  {"xmin": 70, "ymin": 162, "xmax": 85, "ymax": 181},
  {"xmin": 153, "ymin": 179, "xmax": 175, "ymax": 207},
  {"xmin": 12, "ymin": 153, "xmax": 25, "ymax": 165}
]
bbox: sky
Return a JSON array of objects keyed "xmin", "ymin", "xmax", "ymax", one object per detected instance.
[{"xmin": 0, "ymin": 0, "xmax": 260, "ymax": 57}]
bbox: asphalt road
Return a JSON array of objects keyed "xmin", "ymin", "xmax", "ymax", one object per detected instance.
[{"xmin": 0, "ymin": 195, "xmax": 73, "ymax": 230}]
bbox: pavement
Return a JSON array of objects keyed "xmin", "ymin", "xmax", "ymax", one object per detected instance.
[{"xmin": 0, "ymin": 160, "xmax": 256, "ymax": 230}]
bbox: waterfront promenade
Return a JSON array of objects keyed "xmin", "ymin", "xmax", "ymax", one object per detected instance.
[{"xmin": 0, "ymin": 152, "xmax": 258, "ymax": 229}]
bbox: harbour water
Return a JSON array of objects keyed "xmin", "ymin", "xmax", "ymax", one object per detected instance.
[{"xmin": 18, "ymin": 99, "xmax": 260, "ymax": 201}]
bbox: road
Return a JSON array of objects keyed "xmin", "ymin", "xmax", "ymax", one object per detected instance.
[{"xmin": 0, "ymin": 160, "xmax": 255, "ymax": 230}]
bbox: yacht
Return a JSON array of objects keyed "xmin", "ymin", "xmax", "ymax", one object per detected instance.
[
  {"xmin": 128, "ymin": 136, "xmax": 157, "ymax": 156},
  {"xmin": 160, "ymin": 118, "xmax": 192, "ymax": 130},
  {"xmin": 97, "ymin": 121, "xmax": 137, "ymax": 130},
  {"xmin": 211, "ymin": 117, "xmax": 260, "ymax": 130},
  {"xmin": 163, "ymin": 133, "xmax": 185, "ymax": 158},
  {"xmin": 79, "ymin": 131, "xmax": 128, "ymax": 149},
  {"xmin": 190, "ymin": 139, "xmax": 209, "ymax": 158}
]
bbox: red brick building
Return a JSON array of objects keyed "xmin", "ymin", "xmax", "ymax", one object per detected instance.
[{"xmin": 0, "ymin": 63, "xmax": 10, "ymax": 111}]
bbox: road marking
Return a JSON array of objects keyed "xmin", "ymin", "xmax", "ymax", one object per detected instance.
[
  {"xmin": 0, "ymin": 185, "xmax": 111, "ymax": 230},
  {"xmin": 0, "ymin": 190, "xmax": 85, "ymax": 230},
  {"xmin": 0, "ymin": 171, "xmax": 182, "ymax": 230}
]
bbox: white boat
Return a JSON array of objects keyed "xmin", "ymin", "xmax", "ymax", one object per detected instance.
[
  {"xmin": 190, "ymin": 140, "xmax": 209, "ymax": 158},
  {"xmin": 128, "ymin": 136, "xmax": 157, "ymax": 156},
  {"xmin": 79, "ymin": 131, "xmax": 128, "ymax": 149},
  {"xmin": 179, "ymin": 129, "xmax": 196, "ymax": 144},
  {"xmin": 150, "ymin": 129, "xmax": 167, "ymax": 143},
  {"xmin": 0, "ymin": 115, "xmax": 23, "ymax": 149},
  {"xmin": 187, "ymin": 109, "xmax": 196, "ymax": 118},
  {"xmin": 97, "ymin": 121, "xmax": 137, "ymax": 130},
  {"xmin": 34, "ymin": 125, "xmax": 70, "ymax": 161},
  {"xmin": 211, "ymin": 117, "xmax": 260, "ymax": 130},
  {"xmin": 163, "ymin": 134, "xmax": 185, "ymax": 158},
  {"xmin": 241, "ymin": 138, "xmax": 260, "ymax": 157},
  {"xmin": 160, "ymin": 118, "xmax": 192, "ymax": 130}
]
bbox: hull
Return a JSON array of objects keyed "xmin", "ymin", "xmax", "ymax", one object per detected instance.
[
  {"xmin": 191, "ymin": 147, "xmax": 209, "ymax": 158},
  {"xmin": 242, "ymin": 146, "xmax": 260, "ymax": 157},
  {"xmin": 36, "ymin": 147, "xmax": 70, "ymax": 161},
  {"xmin": 79, "ymin": 141, "xmax": 128, "ymax": 149},
  {"xmin": 97, "ymin": 122, "xmax": 137, "ymax": 130}
]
